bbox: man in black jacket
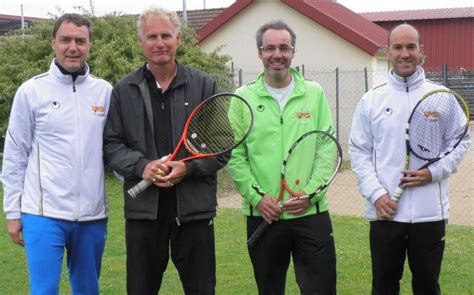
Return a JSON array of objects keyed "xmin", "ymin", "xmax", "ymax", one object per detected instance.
[{"xmin": 103, "ymin": 7, "xmax": 227, "ymax": 294}]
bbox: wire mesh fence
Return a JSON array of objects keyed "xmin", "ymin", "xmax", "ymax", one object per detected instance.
[
  {"xmin": 225, "ymin": 67, "xmax": 474, "ymax": 226},
  {"xmin": 0, "ymin": 17, "xmax": 472, "ymax": 226}
]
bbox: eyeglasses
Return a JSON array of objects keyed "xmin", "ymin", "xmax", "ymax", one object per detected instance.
[{"xmin": 259, "ymin": 45, "xmax": 294, "ymax": 54}]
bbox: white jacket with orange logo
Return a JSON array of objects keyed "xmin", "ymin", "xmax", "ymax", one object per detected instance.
[
  {"xmin": 2, "ymin": 60, "xmax": 112, "ymax": 221},
  {"xmin": 349, "ymin": 67, "xmax": 471, "ymax": 223}
]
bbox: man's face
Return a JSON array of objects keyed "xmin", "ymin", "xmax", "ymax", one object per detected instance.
[
  {"xmin": 52, "ymin": 21, "xmax": 91, "ymax": 72},
  {"xmin": 139, "ymin": 16, "xmax": 181, "ymax": 67},
  {"xmin": 258, "ymin": 29, "xmax": 294, "ymax": 82},
  {"xmin": 387, "ymin": 25, "xmax": 424, "ymax": 77}
]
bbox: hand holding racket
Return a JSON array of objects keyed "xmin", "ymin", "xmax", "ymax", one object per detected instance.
[
  {"xmin": 247, "ymin": 130, "xmax": 342, "ymax": 247},
  {"xmin": 128, "ymin": 92, "xmax": 254, "ymax": 198},
  {"xmin": 391, "ymin": 89, "xmax": 470, "ymax": 202}
]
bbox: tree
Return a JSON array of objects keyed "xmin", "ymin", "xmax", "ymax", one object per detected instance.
[{"xmin": 0, "ymin": 14, "xmax": 233, "ymax": 152}]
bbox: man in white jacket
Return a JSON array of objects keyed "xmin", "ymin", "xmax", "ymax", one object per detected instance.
[
  {"xmin": 349, "ymin": 24, "xmax": 470, "ymax": 294},
  {"xmin": 2, "ymin": 14, "xmax": 112, "ymax": 294}
]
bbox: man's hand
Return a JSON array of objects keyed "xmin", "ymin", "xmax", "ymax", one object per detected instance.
[
  {"xmin": 154, "ymin": 161, "xmax": 187, "ymax": 188},
  {"xmin": 7, "ymin": 219, "xmax": 24, "ymax": 247},
  {"xmin": 374, "ymin": 194, "xmax": 397, "ymax": 220},
  {"xmin": 282, "ymin": 196, "xmax": 311, "ymax": 215},
  {"xmin": 256, "ymin": 195, "xmax": 281, "ymax": 224},
  {"xmin": 400, "ymin": 168, "xmax": 432, "ymax": 188},
  {"xmin": 142, "ymin": 159, "xmax": 170, "ymax": 185}
]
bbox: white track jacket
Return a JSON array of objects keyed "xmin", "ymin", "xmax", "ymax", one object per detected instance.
[
  {"xmin": 349, "ymin": 67, "xmax": 470, "ymax": 222},
  {"xmin": 2, "ymin": 60, "xmax": 112, "ymax": 221}
]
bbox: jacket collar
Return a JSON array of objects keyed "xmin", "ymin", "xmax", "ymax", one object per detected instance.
[
  {"xmin": 130, "ymin": 61, "xmax": 188, "ymax": 89},
  {"xmin": 387, "ymin": 66, "xmax": 425, "ymax": 92},
  {"xmin": 255, "ymin": 68, "xmax": 306, "ymax": 99},
  {"xmin": 49, "ymin": 59, "xmax": 89, "ymax": 85}
]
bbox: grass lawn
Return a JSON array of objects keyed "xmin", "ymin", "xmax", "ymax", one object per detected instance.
[{"xmin": 0, "ymin": 173, "xmax": 473, "ymax": 294}]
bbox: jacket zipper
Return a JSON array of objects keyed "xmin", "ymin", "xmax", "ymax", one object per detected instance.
[
  {"xmin": 404, "ymin": 78, "xmax": 413, "ymax": 223},
  {"xmin": 73, "ymin": 80, "xmax": 82, "ymax": 221},
  {"xmin": 38, "ymin": 142, "xmax": 44, "ymax": 216}
]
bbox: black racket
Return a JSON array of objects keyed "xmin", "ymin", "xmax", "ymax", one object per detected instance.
[
  {"xmin": 247, "ymin": 130, "xmax": 342, "ymax": 247},
  {"xmin": 391, "ymin": 89, "xmax": 470, "ymax": 202},
  {"xmin": 128, "ymin": 92, "xmax": 254, "ymax": 198}
]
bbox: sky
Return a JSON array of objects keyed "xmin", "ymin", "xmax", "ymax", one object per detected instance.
[{"xmin": 0, "ymin": 0, "xmax": 473, "ymax": 18}]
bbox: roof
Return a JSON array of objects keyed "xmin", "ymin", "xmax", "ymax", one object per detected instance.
[
  {"xmin": 197, "ymin": 0, "xmax": 388, "ymax": 56},
  {"xmin": 177, "ymin": 8, "xmax": 225, "ymax": 32},
  {"xmin": 360, "ymin": 7, "xmax": 474, "ymax": 22},
  {"xmin": 0, "ymin": 14, "xmax": 47, "ymax": 22}
]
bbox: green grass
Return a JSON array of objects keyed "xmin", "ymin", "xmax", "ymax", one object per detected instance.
[{"xmin": 1, "ymin": 173, "xmax": 473, "ymax": 294}]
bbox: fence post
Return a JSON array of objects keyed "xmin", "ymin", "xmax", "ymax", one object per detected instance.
[
  {"xmin": 302, "ymin": 64, "xmax": 305, "ymax": 78},
  {"xmin": 443, "ymin": 64, "xmax": 448, "ymax": 87},
  {"xmin": 335, "ymin": 67, "xmax": 340, "ymax": 143},
  {"xmin": 238, "ymin": 69, "xmax": 243, "ymax": 87},
  {"xmin": 364, "ymin": 67, "xmax": 369, "ymax": 92},
  {"xmin": 21, "ymin": 4, "xmax": 25, "ymax": 39},
  {"xmin": 295, "ymin": 66, "xmax": 300, "ymax": 73}
]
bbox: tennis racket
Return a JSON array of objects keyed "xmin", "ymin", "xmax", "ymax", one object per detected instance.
[
  {"xmin": 391, "ymin": 89, "xmax": 470, "ymax": 202},
  {"xmin": 247, "ymin": 130, "xmax": 342, "ymax": 247},
  {"xmin": 128, "ymin": 92, "xmax": 254, "ymax": 198}
]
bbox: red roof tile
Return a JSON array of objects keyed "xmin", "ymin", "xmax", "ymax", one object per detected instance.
[
  {"xmin": 197, "ymin": 0, "xmax": 387, "ymax": 55},
  {"xmin": 360, "ymin": 7, "xmax": 474, "ymax": 22},
  {"xmin": 284, "ymin": 0, "xmax": 387, "ymax": 55},
  {"xmin": 177, "ymin": 8, "xmax": 225, "ymax": 32}
]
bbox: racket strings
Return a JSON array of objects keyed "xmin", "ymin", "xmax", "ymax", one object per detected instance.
[
  {"xmin": 284, "ymin": 132, "xmax": 340, "ymax": 195},
  {"xmin": 409, "ymin": 91, "xmax": 469, "ymax": 160},
  {"xmin": 186, "ymin": 95, "xmax": 252, "ymax": 154}
]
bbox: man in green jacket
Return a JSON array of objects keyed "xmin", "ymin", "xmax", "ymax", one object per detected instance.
[{"xmin": 228, "ymin": 20, "xmax": 337, "ymax": 294}]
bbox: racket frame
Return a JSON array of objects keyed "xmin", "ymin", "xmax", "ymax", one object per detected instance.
[
  {"xmin": 127, "ymin": 92, "xmax": 254, "ymax": 198},
  {"xmin": 247, "ymin": 130, "xmax": 342, "ymax": 247},
  {"xmin": 391, "ymin": 89, "xmax": 470, "ymax": 202}
]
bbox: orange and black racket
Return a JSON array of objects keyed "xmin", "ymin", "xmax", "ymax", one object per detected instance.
[
  {"xmin": 247, "ymin": 130, "xmax": 342, "ymax": 247},
  {"xmin": 128, "ymin": 92, "xmax": 253, "ymax": 198}
]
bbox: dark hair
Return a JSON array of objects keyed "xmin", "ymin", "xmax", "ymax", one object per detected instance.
[
  {"xmin": 255, "ymin": 20, "xmax": 296, "ymax": 48},
  {"xmin": 387, "ymin": 23, "xmax": 421, "ymax": 47},
  {"xmin": 53, "ymin": 13, "xmax": 92, "ymax": 40}
]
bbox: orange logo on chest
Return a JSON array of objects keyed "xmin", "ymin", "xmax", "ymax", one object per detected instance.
[
  {"xmin": 423, "ymin": 111, "xmax": 439, "ymax": 119},
  {"xmin": 92, "ymin": 105, "xmax": 105, "ymax": 113},
  {"xmin": 296, "ymin": 112, "xmax": 311, "ymax": 119}
]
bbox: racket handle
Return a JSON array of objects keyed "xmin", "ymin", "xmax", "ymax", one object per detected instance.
[
  {"xmin": 128, "ymin": 180, "xmax": 152, "ymax": 198},
  {"xmin": 127, "ymin": 155, "xmax": 170, "ymax": 198},
  {"xmin": 391, "ymin": 185, "xmax": 405, "ymax": 203},
  {"xmin": 247, "ymin": 221, "xmax": 271, "ymax": 248}
]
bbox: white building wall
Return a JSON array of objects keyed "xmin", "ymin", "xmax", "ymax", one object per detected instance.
[{"xmin": 199, "ymin": 0, "xmax": 383, "ymax": 73}]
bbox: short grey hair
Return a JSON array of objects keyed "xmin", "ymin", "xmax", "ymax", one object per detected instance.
[
  {"xmin": 137, "ymin": 6, "xmax": 182, "ymax": 36},
  {"xmin": 255, "ymin": 20, "xmax": 296, "ymax": 48}
]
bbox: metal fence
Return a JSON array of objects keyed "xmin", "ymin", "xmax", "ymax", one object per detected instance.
[
  {"xmin": 0, "ymin": 17, "xmax": 36, "ymax": 36},
  {"xmin": 228, "ymin": 66, "xmax": 474, "ymax": 227}
]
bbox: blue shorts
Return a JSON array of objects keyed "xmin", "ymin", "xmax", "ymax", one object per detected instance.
[{"xmin": 21, "ymin": 213, "xmax": 107, "ymax": 295}]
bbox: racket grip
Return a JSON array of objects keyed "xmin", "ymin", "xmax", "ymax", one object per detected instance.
[
  {"xmin": 391, "ymin": 185, "xmax": 405, "ymax": 203},
  {"xmin": 247, "ymin": 221, "xmax": 271, "ymax": 248},
  {"xmin": 128, "ymin": 179, "xmax": 152, "ymax": 198}
]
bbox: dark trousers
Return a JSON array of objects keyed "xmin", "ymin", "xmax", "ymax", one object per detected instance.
[
  {"xmin": 125, "ymin": 209, "xmax": 216, "ymax": 295},
  {"xmin": 247, "ymin": 212, "xmax": 337, "ymax": 295},
  {"xmin": 370, "ymin": 220, "xmax": 446, "ymax": 295}
]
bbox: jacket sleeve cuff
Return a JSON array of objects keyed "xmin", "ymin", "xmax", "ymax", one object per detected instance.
[
  {"xmin": 428, "ymin": 165, "xmax": 441, "ymax": 183},
  {"xmin": 248, "ymin": 194, "xmax": 262, "ymax": 208},
  {"xmin": 184, "ymin": 162, "xmax": 195, "ymax": 178},
  {"xmin": 6, "ymin": 212, "xmax": 22, "ymax": 219},
  {"xmin": 369, "ymin": 187, "xmax": 388, "ymax": 205},
  {"xmin": 134, "ymin": 158, "xmax": 152, "ymax": 178}
]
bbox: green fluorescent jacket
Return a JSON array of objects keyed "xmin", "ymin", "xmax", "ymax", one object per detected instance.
[{"xmin": 228, "ymin": 68, "xmax": 334, "ymax": 219}]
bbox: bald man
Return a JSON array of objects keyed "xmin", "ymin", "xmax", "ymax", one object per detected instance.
[{"xmin": 349, "ymin": 24, "xmax": 470, "ymax": 294}]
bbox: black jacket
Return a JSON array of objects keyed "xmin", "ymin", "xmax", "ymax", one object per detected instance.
[{"xmin": 103, "ymin": 62, "xmax": 228, "ymax": 222}]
